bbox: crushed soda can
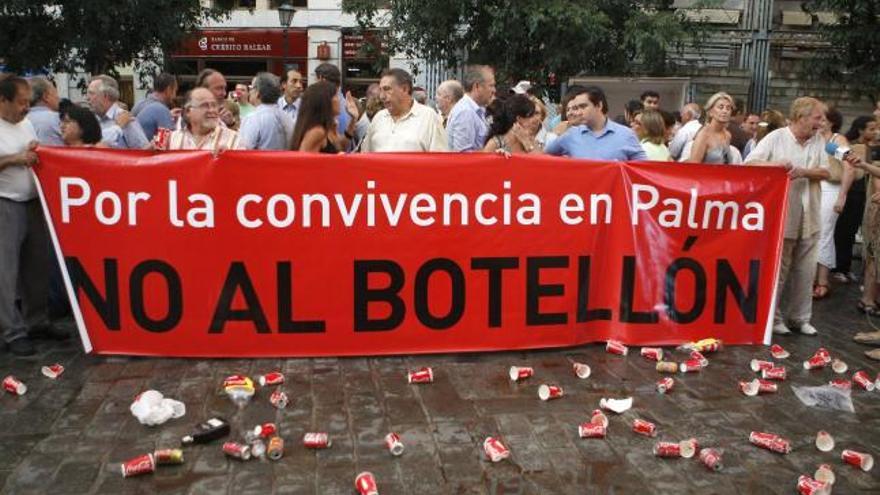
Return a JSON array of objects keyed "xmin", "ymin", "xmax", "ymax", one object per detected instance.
[
  {"xmin": 154, "ymin": 448, "xmax": 184, "ymax": 465},
  {"xmin": 270, "ymin": 389, "xmax": 289, "ymax": 409},
  {"xmin": 121, "ymin": 453, "xmax": 155, "ymax": 477},
  {"xmin": 656, "ymin": 377, "xmax": 675, "ymax": 394},
  {"xmin": 355, "ymin": 471, "xmax": 378, "ymax": 495},
  {"xmin": 679, "ymin": 359, "xmax": 703, "ymax": 373},
  {"xmin": 749, "ymin": 431, "xmax": 791, "ymax": 454},
  {"xmin": 222, "ymin": 375, "xmax": 255, "ymax": 406},
  {"xmin": 750, "ymin": 359, "xmax": 774, "ymax": 372},
  {"xmin": 591, "ymin": 409, "xmax": 609, "ymax": 428},
  {"xmin": 385, "ymin": 432, "xmax": 404, "ymax": 456},
  {"xmin": 739, "ymin": 379, "xmax": 760, "ymax": 397},
  {"xmin": 678, "ymin": 338, "xmax": 722, "ymax": 353},
  {"xmin": 690, "ymin": 351, "xmax": 708, "ymax": 367},
  {"xmin": 599, "ymin": 397, "xmax": 633, "ymax": 414},
  {"xmin": 828, "ymin": 378, "xmax": 851, "ymax": 390},
  {"xmin": 815, "ymin": 431, "xmax": 834, "ymax": 452},
  {"xmin": 267, "ymin": 436, "xmax": 284, "ymax": 461},
  {"xmin": 250, "ymin": 439, "xmax": 266, "ymax": 458},
  {"xmin": 797, "ymin": 475, "xmax": 831, "ymax": 495},
  {"xmin": 814, "ymin": 464, "xmax": 835, "ymax": 485},
  {"xmin": 41, "ymin": 364, "xmax": 65, "ymax": 379},
  {"xmin": 841, "ymin": 449, "xmax": 874, "ymax": 471},
  {"xmin": 538, "ymin": 384, "xmax": 564, "ymax": 401},
  {"xmin": 407, "ymin": 367, "xmax": 433, "ymax": 384},
  {"xmin": 152, "ymin": 127, "xmax": 171, "ymax": 150},
  {"xmin": 770, "ymin": 344, "xmax": 789, "ymax": 359},
  {"xmin": 258, "ymin": 372, "xmax": 284, "ymax": 387},
  {"xmin": 483, "ymin": 437, "xmax": 510, "ymax": 462},
  {"xmin": 761, "ymin": 366, "xmax": 787, "ymax": 381},
  {"xmin": 656, "ymin": 361, "xmax": 679, "ymax": 374},
  {"xmin": 578, "ymin": 422, "xmax": 606, "ymax": 439},
  {"xmin": 853, "ymin": 371, "xmax": 875, "ymax": 391},
  {"xmin": 803, "ymin": 355, "xmax": 828, "ymax": 370},
  {"xmin": 699, "ymin": 448, "xmax": 723, "ymax": 471},
  {"xmin": 815, "ymin": 348, "xmax": 831, "ymax": 363},
  {"xmin": 831, "ymin": 359, "xmax": 848, "ymax": 374},
  {"xmin": 632, "ymin": 419, "xmax": 657, "ymax": 437},
  {"xmin": 640, "ymin": 347, "xmax": 663, "ymax": 361},
  {"xmin": 2, "ymin": 375, "xmax": 26, "ymax": 395},
  {"xmin": 222, "ymin": 442, "xmax": 252, "ymax": 460},
  {"xmin": 606, "ymin": 340, "xmax": 628, "ymax": 356},
  {"xmin": 572, "ymin": 362, "xmax": 591, "ymax": 379},
  {"xmin": 653, "ymin": 441, "xmax": 695, "ymax": 458},
  {"xmin": 509, "ymin": 366, "xmax": 534, "ymax": 382},
  {"xmin": 303, "ymin": 432, "xmax": 331, "ymax": 449},
  {"xmin": 247, "ymin": 422, "xmax": 276, "ymax": 441}
]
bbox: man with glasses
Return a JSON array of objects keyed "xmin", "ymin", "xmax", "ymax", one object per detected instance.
[
  {"xmin": 545, "ymin": 86, "xmax": 647, "ymax": 161},
  {"xmin": 167, "ymin": 88, "xmax": 240, "ymax": 151}
]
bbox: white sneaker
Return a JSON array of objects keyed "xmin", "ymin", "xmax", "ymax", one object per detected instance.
[
  {"xmin": 773, "ymin": 322, "xmax": 792, "ymax": 335},
  {"xmin": 798, "ymin": 323, "xmax": 818, "ymax": 336}
]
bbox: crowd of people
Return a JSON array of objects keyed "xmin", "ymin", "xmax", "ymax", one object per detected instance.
[{"xmin": 2, "ymin": 63, "xmax": 880, "ymax": 359}]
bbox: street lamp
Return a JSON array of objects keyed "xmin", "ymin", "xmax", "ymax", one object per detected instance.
[{"xmin": 278, "ymin": 3, "xmax": 296, "ymax": 70}]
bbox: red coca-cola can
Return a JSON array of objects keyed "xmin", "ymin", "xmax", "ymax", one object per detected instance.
[
  {"xmin": 679, "ymin": 359, "xmax": 703, "ymax": 373},
  {"xmin": 407, "ymin": 367, "xmax": 434, "ymax": 384},
  {"xmin": 258, "ymin": 372, "xmax": 284, "ymax": 386},
  {"xmin": 640, "ymin": 347, "xmax": 663, "ymax": 361},
  {"xmin": 750, "ymin": 359, "xmax": 774, "ymax": 372},
  {"xmin": 653, "ymin": 442, "xmax": 683, "ymax": 458},
  {"xmin": 538, "ymin": 384, "xmax": 564, "ymax": 401},
  {"xmin": 815, "ymin": 348, "xmax": 831, "ymax": 363},
  {"xmin": 153, "ymin": 127, "xmax": 171, "ymax": 150},
  {"xmin": 699, "ymin": 448, "xmax": 723, "ymax": 471},
  {"xmin": 591, "ymin": 409, "xmax": 609, "ymax": 428},
  {"xmin": 841, "ymin": 449, "xmax": 874, "ymax": 471},
  {"xmin": 632, "ymin": 419, "xmax": 657, "ymax": 437},
  {"xmin": 829, "ymin": 378, "xmax": 851, "ymax": 389},
  {"xmin": 797, "ymin": 475, "xmax": 830, "ymax": 495},
  {"xmin": 483, "ymin": 437, "xmax": 510, "ymax": 462},
  {"xmin": 762, "ymin": 366, "xmax": 787, "ymax": 381},
  {"xmin": 509, "ymin": 366, "xmax": 534, "ymax": 381},
  {"xmin": 120, "ymin": 453, "xmax": 155, "ymax": 477},
  {"xmin": 578, "ymin": 422, "xmax": 606, "ymax": 438},
  {"xmin": 696, "ymin": 341, "xmax": 721, "ymax": 353},
  {"xmin": 749, "ymin": 431, "xmax": 791, "ymax": 454},
  {"xmin": 853, "ymin": 371, "xmax": 875, "ymax": 391},
  {"xmin": 255, "ymin": 422, "xmax": 276, "ymax": 438},
  {"xmin": 355, "ymin": 471, "xmax": 379, "ymax": 495},
  {"xmin": 606, "ymin": 340, "xmax": 628, "ymax": 356},
  {"xmin": 690, "ymin": 351, "xmax": 708, "ymax": 367},
  {"xmin": 2, "ymin": 375, "xmax": 26, "ymax": 395},
  {"xmin": 803, "ymin": 355, "xmax": 828, "ymax": 370},
  {"xmin": 270, "ymin": 389, "xmax": 289, "ymax": 409},
  {"xmin": 756, "ymin": 379, "xmax": 778, "ymax": 393},
  {"xmin": 303, "ymin": 432, "xmax": 331, "ymax": 449},
  {"xmin": 384, "ymin": 432, "xmax": 404, "ymax": 456},
  {"xmin": 41, "ymin": 364, "xmax": 65, "ymax": 379},
  {"xmin": 223, "ymin": 442, "xmax": 252, "ymax": 460},
  {"xmin": 656, "ymin": 377, "xmax": 674, "ymax": 394},
  {"xmin": 770, "ymin": 343, "xmax": 789, "ymax": 359}
]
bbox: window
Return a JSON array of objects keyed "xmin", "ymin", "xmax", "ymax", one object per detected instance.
[
  {"xmin": 269, "ymin": 0, "xmax": 308, "ymax": 8},
  {"xmin": 215, "ymin": 0, "xmax": 256, "ymax": 9}
]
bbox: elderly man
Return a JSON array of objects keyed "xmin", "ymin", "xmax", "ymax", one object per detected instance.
[
  {"xmin": 239, "ymin": 72, "xmax": 294, "ymax": 150},
  {"xmin": 86, "ymin": 75, "xmax": 149, "ymax": 149},
  {"xmin": 168, "ymin": 88, "xmax": 240, "ymax": 151},
  {"xmin": 669, "ymin": 102, "xmax": 702, "ymax": 160},
  {"xmin": 435, "ymin": 80, "xmax": 463, "ymax": 127},
  {"xmin": 745, "ymin": 97, "xmax": 833, "ymax": 336},
  {"xmin": 0, "ymin": 75, "xmax": 63, "ymax": 356},
  {"xmin": 447, "ymin": 65, "xmax": 496, "ymax": 151},
  {"xmin": 132, "ymin": 73, "xmax": 178, "ymax": 141},
  {"xmin": 278, "ymin": 68, "xmax": 304, "ymax": 127},
  {"xmin": 26, "ymin": 76, "xmax": 62, "ymax": 146},
  {"xmin": 195, "ymin": 68, "xmax": 235, "ymax": 128},
  {"xmin": 362, "ymin": 68, "xmax": 448, "ymax": 152}
]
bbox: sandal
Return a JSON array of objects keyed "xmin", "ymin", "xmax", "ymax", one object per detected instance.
[
  {"xmin": 812, "ymin": 284, "xmax": 830, "ymax": 299},
  {"xmin": 856, "ymin": 300, "xmax": 880, "ymax": 316},
  {"xmin": 866, "ymin": 349, "xmax": 880, "ymax": 361},
  {"xmin": 854, "ymin": 331, "xmax": 880, "ymax": 345}
]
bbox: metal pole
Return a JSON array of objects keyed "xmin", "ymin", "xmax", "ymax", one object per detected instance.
[
  {"xmin": 748, "ymin": 0, "xmax": 773, "ymax": 112},
  {"xmin": 283, "ymin": 28, "xmax": 289, "ymax": 71}
]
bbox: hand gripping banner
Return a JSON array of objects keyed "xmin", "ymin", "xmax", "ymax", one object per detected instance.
[{"xmin": 34, "ymin": 148, "xmax": 788, "ymax": 357}]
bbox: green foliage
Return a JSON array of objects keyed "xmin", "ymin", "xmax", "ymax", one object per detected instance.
[
  {"xmin": 0, "ymin": 0, "xmax": 229, "ymax": 80},
  {"xmin": 341, "ymin": 0, "xmax": 699, "ymax": 88},
  {"xmin": 802, "ymin": 1, "xmax": 880, "ymax": 101}
]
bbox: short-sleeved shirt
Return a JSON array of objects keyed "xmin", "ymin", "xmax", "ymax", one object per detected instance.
[
  {"xmin": 544, "ymin": 118, "xmax": 648, "ymax": 161},
  {"xmin": 27, "ymin": 106, "xmax": 63, "ymax": 146},
  {"xmin": 446, "ymin": 94, "xmax": 487, "ymax": 152},
  {"xmin": 239, "ymin": 104, "xmax": 295, "ymax": 150},
  {"xmin": 0, "ymin": 117, "xmax": 38, "ymax": 201},
  {"xmin": 362, "ymin": 101, "xmax": 449, "ymax": 152},
  {"xmin": 132, "ymin": 94, "xmax": 174, "ymax": 141},
  {"xmin": 745, "ymin": 127, "xmax": 829, "ymax": 239}
]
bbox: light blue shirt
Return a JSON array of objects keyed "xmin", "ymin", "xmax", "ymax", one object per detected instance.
[
  {"xmin": 132, "ymin": 94, "xmax": 173, "ymax": 141},
  {"xmin": 336, "ymin": 90, "xmax": 350, "ymax": 137},
  {"xmin": 27, "ymin": 106, "xmax": 63, "ymax": 146},
  {"xmin": 446, "ymin": 94, "xmax": 487, "ymax": 152},
  {"xmin": 545, "ymin": 118, "xmax": 648, "ymax": 161},
  {"xmin": 277, "ymin": 95, "xmax": 300, "ymax": 131},
  {"xmin": 240, "ymin": 103, "xmax": 295, "ymax": 150},
  {"xmin": 97, "ymin": 104, "xmax": 150, "ymax": 149}
]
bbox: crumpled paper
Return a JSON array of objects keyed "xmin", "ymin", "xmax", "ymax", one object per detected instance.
[
  {"xmin": 791, "ymin": 385, "xmax": 855, "ymax": 413},
  {"xmin": 130, "ymin": 390, "xmax": 186, "ymax": 426}
]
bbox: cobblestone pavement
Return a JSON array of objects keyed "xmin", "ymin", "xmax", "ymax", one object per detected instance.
[{"xmin": 2, "ymin": 282, "xmax": 880, "ymax": 494}]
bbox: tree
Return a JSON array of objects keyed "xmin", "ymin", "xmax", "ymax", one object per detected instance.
[
  {"xmin": 0, "ymin": 0, "xmax": 229, "ymax": 80},
  {"xmin": 802, "ymin": 1, "xmax": 880, "ymax": 101},
  {"xmin": 340, "ymin": 0, "xmax": 700, "ymax": 89}
]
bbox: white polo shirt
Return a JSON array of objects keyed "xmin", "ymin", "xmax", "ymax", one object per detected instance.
[
  {"xmin": 362, "ymin": 101, "xmax": 449, "ymax": 152},
  {"xmin": 0, "ymin": 117, "xmax": 37, "ymax": 202}
]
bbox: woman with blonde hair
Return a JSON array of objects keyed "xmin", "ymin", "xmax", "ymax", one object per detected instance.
[
  {"xmin": 683, "ymin": 92, "xmax": 742, "ymax": 164},
  {"xmin": 638, "ymin": 110, "xmax": 671, "ymax": 161}
]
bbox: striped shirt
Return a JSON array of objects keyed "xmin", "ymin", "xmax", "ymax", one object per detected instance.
[{"xmin": 168, "ymin": 126, "xmax": 241, "ymax": 151}]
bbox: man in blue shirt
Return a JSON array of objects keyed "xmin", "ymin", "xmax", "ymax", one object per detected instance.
[
  {"xmin": 26, "ymin": 76, "xmax": 62, "ymax": 146},
  {"xmin": 545, "ymin": 86, "xmax": 647, "ymax": 161},
  {"xmin": 239, "ymin": 72, "xmax": 294, "ymax": 150},
  {"xmin": 447, "ymin": 65, "xmax": 496, "ymax": 151},
  {"xmin": 314, "ymin": 63, "xmax": 350, "ymax": 138},
  {"xmin": 132, "ymin": 73, "xmax": 178, "ymax": 141}
]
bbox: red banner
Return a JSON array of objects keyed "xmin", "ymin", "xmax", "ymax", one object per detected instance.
[{"xmin": 34, "ymin": 148, "xmax": 788, "ymax": 357}]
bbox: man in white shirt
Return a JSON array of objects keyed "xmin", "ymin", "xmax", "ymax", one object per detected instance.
[
  {"xmin": 278, "ymin": 69, "xmax": 304, "ymax": 128},
  {"xmin": 240, "ymin": 72, "xmax": 294, "ymax": 150},
  {"xmin": 361, "ymin": 68, "xmax": 448, "ymax": 152},
  {"xmin": 446, "ymin": 65, "xmax": 496, "ymax": 151},
  {"xmin": 669, "ymin": 102, "xmax": 702, "ymax": 160},
  {"xmin": 0, "ymin": 75, "xmax": 58, "ymax": 356},
  {"xmin": 745, "ymin": 97, "xmax": 832, "ymax": 336}
]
